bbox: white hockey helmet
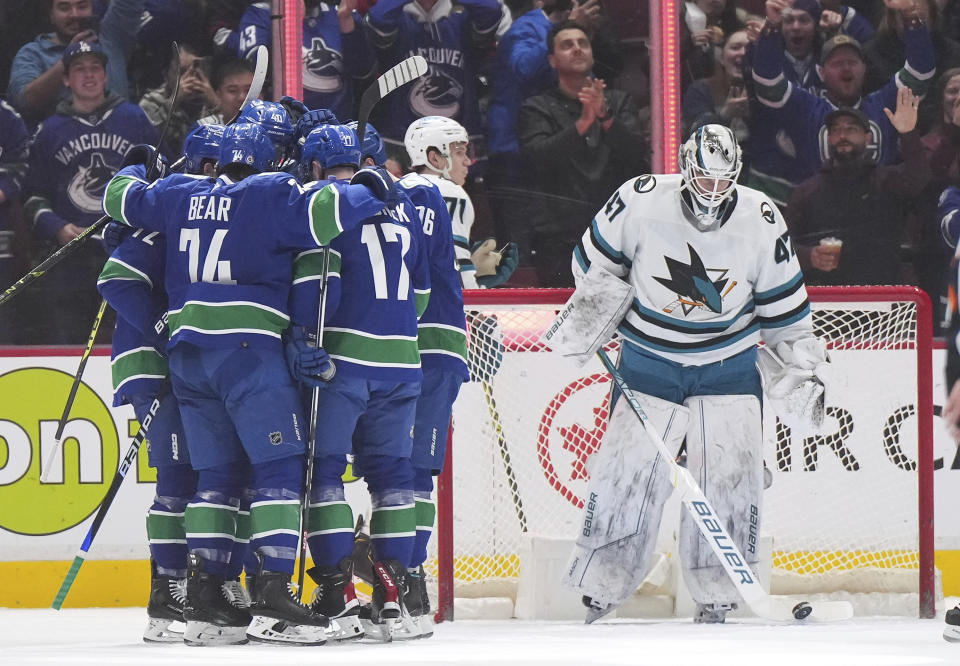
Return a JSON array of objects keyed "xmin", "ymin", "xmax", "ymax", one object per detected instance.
[
  {"xmin": 404, "ymin": 116, "xmax": 469, "ymax": 179},
  {"xmin": 678, "ymin": 124, "xmax": 742, "ymax": 226}
]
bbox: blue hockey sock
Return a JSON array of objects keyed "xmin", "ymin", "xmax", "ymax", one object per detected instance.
[
  {"xmin": 249, "ymin": 455, "xmax": 303, "ymax": 574},
  {"xmin": 364, "ymin": 455, "xmax": 415, "ymax": 565},
  {"xmin": 185, "ymin": 462, "xmax": 246, "ymax": 577},
  {"xmin": 306, "ymin": 456, "xmax": 353, "ymax": 568},
  {"xmin": 146, "ymin": 463, "xmax": 196, "ymax": 577}
]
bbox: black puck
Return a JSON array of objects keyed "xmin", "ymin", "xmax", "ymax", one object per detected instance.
[{"xmin": 792, "ymin": 601, "xmax": 813, "ymax": 620}]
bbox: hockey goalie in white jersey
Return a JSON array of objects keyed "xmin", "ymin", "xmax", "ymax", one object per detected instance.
[{"xmin": 562, "ymin": 124, "xmax": 833, "ymax": 623}]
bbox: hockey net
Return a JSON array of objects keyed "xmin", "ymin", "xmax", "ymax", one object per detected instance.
[{"xmin": 429, "ymin": 286, "xmax": 935, "ymax": 620}]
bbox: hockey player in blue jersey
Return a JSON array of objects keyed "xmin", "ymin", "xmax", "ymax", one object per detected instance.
[
  {"xmin": 236, "ymin": 99, "xmax": 296, "ymax": 168},
  {"xmin": 292, "ymin": 123, "xmax": 431, "ymax": 641},
  {"xmin": 102, "ymin": 122, "xmax": 399, "ymax": 646},
  {"xmin": 181, "ymin": 123, "xmax": 224, "ymax": 178}
]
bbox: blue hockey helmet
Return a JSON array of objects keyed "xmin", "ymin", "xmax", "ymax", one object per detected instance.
[
  {"xmin": 237, "ymin": 99, "xmax": 295, "ymax": 149},
  {"xmin": 346, "ymin": 120, "xmax": 387, "ymax": 166},
  {"xmin": 183, "ymin": 124, "xmax": 225, "ymax": 174},
  {"xmin": 218, "ymin": 123, "xmax": 276, "ymax": 173},
  {"xmin": 301, "ymin": 124, "xmax": 361, "ymax": 176}
]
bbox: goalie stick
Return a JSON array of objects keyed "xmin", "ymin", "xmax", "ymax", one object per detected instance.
[
  {"xmin": 52, "ymin": 382, "xmax": 171, "ymax": 609},
  {"xmin": 596, "ymin": 348, "xmax": 854, "ymax": 623},
  {"xmin": 0, "ymin": 42, "xmax": 184, "ymax": 308}
]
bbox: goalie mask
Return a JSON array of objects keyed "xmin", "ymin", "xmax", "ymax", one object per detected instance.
[
  {"xmin": 404, "ymin": 116, "xmax": 469, "ymax": 181},
  {"xmin": 678, "ymin": 124, "xmax": 742, "ymax": 230}
]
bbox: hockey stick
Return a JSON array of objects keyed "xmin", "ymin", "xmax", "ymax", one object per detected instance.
[
  {"xmin": 596, "ymin": 348, "xmax": 854, "ymax": 622},
  {"xmin": 40, "ymin": 299, "xmax": 109, "ymax": 483},
  {"xmin": 0, "ymin": 43, "xmax": 183, "ymax": 308},
  {"xmin": 297, "ymin": 248, "xmax": 335, "ymax": 599},
  {"xmin": 169, "ymin": 44, "xmax": 268, "ymax": 172},
  {"xmin": 355, "ymin": 55, "xmax": 428, "ymax": 145},
  {"xmin": 481, "ymin": 379, "xmax": 528, "ymax": 532},
  {"xmin": 52, "ymin": 382, "xmax": 171, "ymax": 609}
]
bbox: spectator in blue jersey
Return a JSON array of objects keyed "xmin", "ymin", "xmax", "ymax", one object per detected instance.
[
  {"xmin": 0, "ymin": 102, "xmax": 30, "ymax": 344},
  {"xmin": 9, "ymin": 0, "xmax": 145, "ymax": 122},
  {"xmin": 23, "ymin": 41, "xmax": 157, "ymax": 343},
  {"xmin": 862, "ymin": 0, "xmax": 960, "ymax": 135},
  {"xmin": 785, "ymin": 89, "xmax": 930, "ymax": 286},
  {"xmin": 140, "ymin": 44, "xmax": 219, "ymax": 161},
  {"xmin": 517, "ymin": 20, "xmax": 647, "ymax": 287},
  {"xmin": 364, "ymin": 0, "xmax": 503, "ymax": 168},
  {"xmin": 230, "ymin": 0, "xmax": 375, "ymax": 122},
  {"xmin": 196, "ymin": 58, "xmax": 256, "ymax": 127},
  {"xmin": 748, "ymin": 0, "xmax": 935, "ymax": 208},
  {"xmin": 486, "ymin": 0, "xmax": 601, "ymax": 251}
]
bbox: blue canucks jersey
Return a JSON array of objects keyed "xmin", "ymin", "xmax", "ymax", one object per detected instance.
[
  {"xmin": 102, "ymin": 166, "xmax": 386, "ymax": 351},
  {"xmin": 292, "ymin": 178, "xmax": 431, "ymax": 382},
  {"xmin": 97, "ymin": 228, "xmax": 169, "ymax": 406},
  {"xmin": 236, "ymin": 2, "xmax": 375, "ymax": 121},
  {"xmin": 364, "ymin": 0, "xmax": 502, "ymax": 142},
  {"xmin": 25, "ymin": 98, "xmax": 158, "ymax": 242},
  {"xmin": 399, "ymin": 172, "xmax": 468, "ymax": 379}
]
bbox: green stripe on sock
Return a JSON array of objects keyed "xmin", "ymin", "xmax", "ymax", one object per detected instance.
[
  {"xmin": 371, "ymin": 505, "xmax": 416, "ymax": 537},
  {"xmin": 147, "ymin": 511, "xmax": 186, "ymax": 541},
  {"xmin": 415, "ymin": 499, "xmax": 436, "ymax": 531},
  {"xmin": 185, "ymin": 504, "xmax": 237, "ymax": 536},
  {"xmin": 307, "ymin": 502, "xmax": 353, "ymax": 532},
  {"xmin": 251, "ymin": 501, "xmax": 300, "ymax": 535},
  {"xmin": 235, "ymin": 511, "xmax": 251, "ymax": 541}
]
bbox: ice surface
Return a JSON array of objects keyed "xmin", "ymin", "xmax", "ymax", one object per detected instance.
[{"xmin": 2, "ymin": 608, "xmax": 958, "ymax": 665}]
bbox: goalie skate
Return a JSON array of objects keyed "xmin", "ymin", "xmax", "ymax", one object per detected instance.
[
  {"xmin": 307, "ymin": 559, "xmax": 364, "ymax": 642},
  {"xmin": 359, "ymin": 560, "xmax": 406, "ymax": 642}
]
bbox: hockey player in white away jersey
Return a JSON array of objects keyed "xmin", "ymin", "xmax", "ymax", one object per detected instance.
[
  {"xmin": 565, "ymin": 124, "xmax": 833, "ymax": 623},
  {"xmin": 404, "ymin": 116, "xmax": 518, "ymax": 289}
]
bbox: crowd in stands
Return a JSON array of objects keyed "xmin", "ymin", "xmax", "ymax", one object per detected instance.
[{"xmin": 3, "ymin": 0, "xmax": 960, "ymax": 344}]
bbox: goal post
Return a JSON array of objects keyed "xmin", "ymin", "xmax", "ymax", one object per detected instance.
[{"xmin": 433, "ymin": 286, "xmax": 935, "ymax": 621}]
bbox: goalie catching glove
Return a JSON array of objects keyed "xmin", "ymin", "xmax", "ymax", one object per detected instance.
[
  {"xmin": 470, "ymin": 239, "xmax": 519, "ymax": 288},
  {"xmin": 284, "ymin": 325, "xmax": 335, "ymax": 387},
  {"xmin": 758, "ymin": 336, "xmax": 833, "ymax": 435}
]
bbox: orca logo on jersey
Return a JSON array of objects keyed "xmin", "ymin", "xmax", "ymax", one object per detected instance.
[
  {"xmin": 303, "ymin": 36, "xmax": 344, "ymax": 94},
  {"xmin": 67, "ymin": 152, "xmax": 117, "ymax": 214},
  {"xmin": 409, "ymin": 68, "xmax": 463, "ymax": 119},
  {"xmin": 634, "ymin": 174, "xmax": 656, "ymax": 193},
  {"xmin": 761, "ymin": 202, "xmax": 776, "ymax": 225},
  {"xmin": 653, "ymin": 243, "xmax": 735, "ymax": 315}
]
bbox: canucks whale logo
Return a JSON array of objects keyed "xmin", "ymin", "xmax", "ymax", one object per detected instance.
[
  {"xmin": 67, "ymin": 152, "xmax": 116, "ymax": 214},
  {"xmin": 654, "ymin": 243, "xmax": 736, "ymax": 315},
  {"xmin": 302, "ymin": 37, "xmax": 344, "ymax": 93},
  {"xmin": 410, "ymin": 67, "xmax": 463, "ymax": 118}
]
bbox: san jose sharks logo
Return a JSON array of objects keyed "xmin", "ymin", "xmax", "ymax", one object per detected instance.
[
  {"xmin": 302, "ymin": 36, "xmax": 344, "ymax": 93},
  {"xmin": 67, "ymin": 152, "xmax": 116, "ymax": 214},
  {"xmin": 654, "ymin": 244, "xmax": 737, "ymax": 315}
]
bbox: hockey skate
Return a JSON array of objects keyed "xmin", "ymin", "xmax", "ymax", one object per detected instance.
[
  {"xmin": 307, "ymin": 558, "xmax": 364, "ymax": 642},
  {"xmin": 693, "ymin": 602, "xmax": 737, "ymax": 624},
  {"xmin": 944, "ymin": 605, "xmax": 960, "ymax": 642},
  {"xmin": 399, "ymin": 565, "xmax": 433, "ymax": 639},
  {"xmin": 182, "ymin": 555, "xmax": 251, "ymax": 646},
  {"xmin": 246, "ymin": 569, "xmax": 330, "ymax": 646},
  {"xmin": 222, "ymin": 577, "xmax": 251, "ymax": 609},
  {"xmin": 582, "ymin": 596, "xmax": 615, "ymax": 624},
  {"xmin": 143, "ymin": 561, "xmax": 187, "ymax": 643},
  {"xmin": 359, "ymin": 559, "xmax": 407, "ymax": 642}
]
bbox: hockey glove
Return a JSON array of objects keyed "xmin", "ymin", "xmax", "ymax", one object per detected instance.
[
  {"xmin": 284, "ymin": 325, "xmax": 336, "ymax": 387},
  {"xmin": 279, "ymin": 95, "xmax": 309, "ymax": 126},
  {"xmin": 473, "ymin": 241, "xmax": 519, "ymax": 288},
  {"xmin": 759, "ymin": 337, "xmax": 833, "ymax": 435},
  {"xmin": 101, "ymin": 221, "xmax": 134, "ymax": 254},
  {"xmin": 122, "ymin": 144, "xmax": 168, "ymax": 181},
  {"xmin": 350, "ymin": 166, "xmax": 397, "ymax": 207},
  {"xmin": 295, "ymin": 108, "xmax": 339, "ymax": 142}
]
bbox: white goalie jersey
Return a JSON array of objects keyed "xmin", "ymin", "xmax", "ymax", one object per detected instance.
[
  {"xmin": 573, "ymin": 174, "xmax": 813, "ymax": 366},
  {"xmin": 418, "ymin": 173, "xmax": 478, "ymax": 289}
]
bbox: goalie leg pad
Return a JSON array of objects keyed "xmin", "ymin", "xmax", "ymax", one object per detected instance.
[
  {"xmin": 679, "ymin": 394, "xmax": 763, "ymax": 606},
  {"xmin": 562, "ymin": 393, "xmax": 689, "ymax": 609}
]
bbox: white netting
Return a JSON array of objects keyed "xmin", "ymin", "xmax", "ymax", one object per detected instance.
[{"xmin": 427, "ymin": 290, "xmax": 933, "ymax": 616}]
